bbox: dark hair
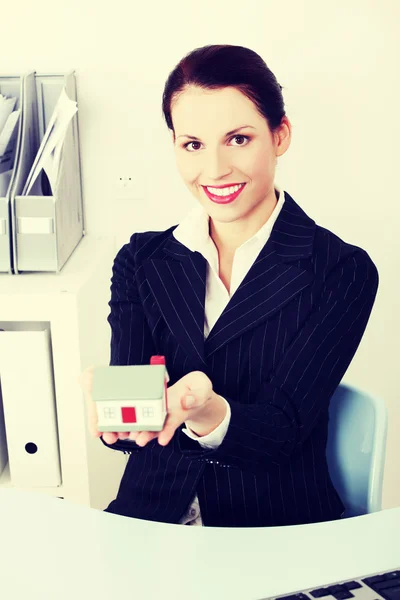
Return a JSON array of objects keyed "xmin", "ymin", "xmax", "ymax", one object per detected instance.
[{"xmin": 162, "ymin": 44, "xmax": 286, "ymax": 140}]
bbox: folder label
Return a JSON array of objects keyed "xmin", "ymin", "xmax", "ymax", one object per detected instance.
[{"xmin": 17, "ymin": 216, "xmax": 54, "ymax": 234}]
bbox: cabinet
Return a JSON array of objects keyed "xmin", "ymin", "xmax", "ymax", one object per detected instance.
[{"xmin": 0, "ymin": 235, "xmax": 127, "ymax": 510}]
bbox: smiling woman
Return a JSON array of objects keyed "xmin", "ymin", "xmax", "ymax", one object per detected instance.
[
  {"xmin": 97, "ymin": 44, "xmax": 379, "ymax": 528},
  {"xmin": 162, "ymin": 51, "xmax": 291, "ymax": 254}
]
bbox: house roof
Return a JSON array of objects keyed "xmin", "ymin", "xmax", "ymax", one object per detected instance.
[{"xmin": 92, "ymin": 365, "xmax": 165, "ymax": 402}]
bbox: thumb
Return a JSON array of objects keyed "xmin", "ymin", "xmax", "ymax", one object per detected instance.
[
  {"xmin": 184, "ymin": 394, "xmax": 196, "ymax": 409},
  {"xmin": 182, "ymin": 387, "xmax": 208, "ymax": 410}
]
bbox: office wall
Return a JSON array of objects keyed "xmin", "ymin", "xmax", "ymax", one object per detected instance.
[{"xmin": 2, "ymin": 0, "xmax": 399, "ymax": 509}]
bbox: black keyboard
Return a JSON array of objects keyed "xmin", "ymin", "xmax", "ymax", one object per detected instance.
[{"xmin": 260, "ymin": 568, "xmax": 400, "ymax": 600}]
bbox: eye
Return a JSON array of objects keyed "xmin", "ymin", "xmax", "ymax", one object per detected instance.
[{"xmin": 183, "ymin": 134, "xmax": 250, "ymax": 152}]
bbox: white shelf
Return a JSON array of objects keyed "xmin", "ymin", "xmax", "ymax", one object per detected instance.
[
  {"xmin": 0, "ymin": 234, "xmax": 128, "ymax": 510},
  {"xmin": 0, "ymin": 234, "xmax": 117, "ymax": 296},
  {"xmin": 0, "ymin": 462, "xmax": 64, "ymax": 498}
]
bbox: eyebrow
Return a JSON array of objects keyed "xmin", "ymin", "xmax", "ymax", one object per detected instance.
[{"xmin": 177, "ymin": 125, "xmax": 256, "ymax": 141}]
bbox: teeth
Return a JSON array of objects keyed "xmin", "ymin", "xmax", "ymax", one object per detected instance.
[{"xmin": 206, "ymin": 183, "xmax": 243, "ymax": 196}]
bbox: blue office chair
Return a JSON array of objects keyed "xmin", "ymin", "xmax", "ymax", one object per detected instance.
[{"xmin": 326, "ymin": 383, "xmax": 388, "ymax": 518}]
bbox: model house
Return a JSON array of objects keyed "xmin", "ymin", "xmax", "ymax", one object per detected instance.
[{"xmin": 92, "ymin": 356, "xmax": 169, "ymax": 432}]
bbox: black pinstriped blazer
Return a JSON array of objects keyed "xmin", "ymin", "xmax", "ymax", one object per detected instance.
[{"xmin": 101, "ymin": 190, "xmax": 379, "ymax": 527}]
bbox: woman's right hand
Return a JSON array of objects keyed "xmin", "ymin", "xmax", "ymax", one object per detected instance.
[{"xmin": 78, "ymin": 365, "xmax": 131, "ymax": 445}]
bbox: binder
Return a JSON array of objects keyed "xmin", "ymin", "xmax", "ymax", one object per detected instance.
[
  {"xmin": 10, "ymin": 72, "xmax": 84, "ymax": 273},
  {"xmin": 0, "ymin": 74, "xmax": 27, "ymax": 274},
  {"xmin": 0, "ymin": 322, "xmax": 61, "ymax": 487}
]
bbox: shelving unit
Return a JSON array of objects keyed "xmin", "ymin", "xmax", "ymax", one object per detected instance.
[{"xmin": 0, "ymin": 235, "xmax": 127, "ymax": 510}]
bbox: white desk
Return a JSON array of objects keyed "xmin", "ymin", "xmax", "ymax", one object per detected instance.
[{"xmin": 0, "ymin": 488, "xmax": 399, "ymax": 600}]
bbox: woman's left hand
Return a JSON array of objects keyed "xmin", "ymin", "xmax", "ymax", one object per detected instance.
[{"xmin": 111, "ymin": 371, "xmax": 214, "ymax": 447}]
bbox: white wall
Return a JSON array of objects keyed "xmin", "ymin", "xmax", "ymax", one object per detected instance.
[{"xmin": 3, "ymin": 0, "xmax": 399, "ymax": 509}]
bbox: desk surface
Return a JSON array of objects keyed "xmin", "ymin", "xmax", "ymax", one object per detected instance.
[{"xmin": 0, "ymin": 488, "xmax": 399, "ymax": 600}]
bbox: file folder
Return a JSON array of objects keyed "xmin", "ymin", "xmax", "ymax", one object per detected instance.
[
  {"xmin": 10, "ymin": 72, "xmax": 84, "ymax": 273},
  {"xmin": 0, "ymin": 74, "xmax": 27, "ymax": 274},
  {"xmin": 0, "ymin": 375, "xmax": 8, "ymax": 477},
  {"xmin": 0, "ymin": 322, "xmax": 62, "ymax": 487}
]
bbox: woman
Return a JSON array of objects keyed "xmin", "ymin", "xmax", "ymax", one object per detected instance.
[{"xmin": 82, "ymin": 44, "xmax": 379, "ymax": 527}]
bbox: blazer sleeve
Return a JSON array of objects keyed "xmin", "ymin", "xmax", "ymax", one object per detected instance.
[
  {"xmin": 177, "ymin": 249, "xmax": 379, "ymax": 473},
  {"xmin": 99, "ymin": 234, "xmax": 158, "ymax": 454}
]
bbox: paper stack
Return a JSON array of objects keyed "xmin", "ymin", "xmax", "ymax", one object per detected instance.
[
  {"xmin": 22, "ymin": 87, "xmax": 78, "ymax": 197},
  {"xmin": 0, "ymin": 93, "xmax": 20, "ymax": 196}
]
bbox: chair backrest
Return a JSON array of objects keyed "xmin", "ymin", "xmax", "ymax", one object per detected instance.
[{"xmin": 326, "ymin": 383, "xmax": 388, "ymax": 517}]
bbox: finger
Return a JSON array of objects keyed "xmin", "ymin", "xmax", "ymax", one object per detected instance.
[
  {"xmin": 136, "ymin": 431, "xmax": 157, "ymax": 444},
  {"xmin": 79, "ymin": 366, "xmax": 95, "ymax": 393},
  {"xmin": 102, "ymin": 431, "xmax": 118, "ymax": 444},
  {"xmin": 86, "ymin": 397, "xmax": 100, "ymax": 437},
  {"xmin": 181, "ymin": 388, "xmax": 206, "ymax": 410},
  {"xmin": 158, "ymin": 434, "xmax": 171, "ymax": 446},
  {"xmin": 88, "ymin": 422, "xmax": 102, "ymax": 438},
  {"xmin": 136, "ymin": 431, "xmax": 158, "ymax": 446},
  {"xmin": 118, "ymin": 432, "xmax": 131, "ymax": 440},
  {"xmin": 182, "ymin": 393, "xmax": 196, "ymax": 410},
  {"xmin": 158, "ymin": 418, "xmax": 179, "ymax": 446},
  {"xmin": 79, "ymin": 367, "xmax": 102, "ymax": 438}
]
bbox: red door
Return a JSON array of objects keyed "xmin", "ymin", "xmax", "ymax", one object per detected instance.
[{"xmin": 121, "ymin": 406, "xmax": 137, "ymax": 423}]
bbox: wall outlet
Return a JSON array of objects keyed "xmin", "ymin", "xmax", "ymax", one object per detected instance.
[{"xmin": 116, "ymin": 175, "xmax": 144, "ymax": 200}]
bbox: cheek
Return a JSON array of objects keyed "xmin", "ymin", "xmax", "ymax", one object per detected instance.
[
  {"xmin": 176, "ymin": 157, "xmax": 199, "ymax": 183},
  {"xmin": 238, "ymin": 144, "xmax": 270, "ymax": 173},
  {"xmin": 246, "ymin": 150, "xmax": 274, "ymax": 183}
]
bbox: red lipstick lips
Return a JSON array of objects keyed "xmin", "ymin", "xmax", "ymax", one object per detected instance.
[{"xmin": 202, "ymin": 183, "xmax": 246, "ymax": 204}]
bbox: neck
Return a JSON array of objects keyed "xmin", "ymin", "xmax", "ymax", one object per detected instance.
[{"xmin": 209, "ymin": 188, "xmax": 278, "ymax": 256}]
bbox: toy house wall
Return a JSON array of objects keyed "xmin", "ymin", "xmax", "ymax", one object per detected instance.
[{"xmin": 98, "ymin": 399, "xmax": 164, "ymax": 427}]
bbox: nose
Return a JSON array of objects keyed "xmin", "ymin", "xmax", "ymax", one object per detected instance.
[{"xmin": 202, "ymin": 148, "xmax": 232, "ymax": 181}]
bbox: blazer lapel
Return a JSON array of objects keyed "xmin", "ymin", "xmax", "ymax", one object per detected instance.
[
  {"xmin": 143, "ymin": 247, "xmax": 207, "ymax": 366},
  {"xmin": 142, "ymin": 192, "xmax": 316, "ymax": 367}
]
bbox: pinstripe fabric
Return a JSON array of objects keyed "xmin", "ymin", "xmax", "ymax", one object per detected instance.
[{"xmin": 101, "ymin": 190, "xmax": 379, "ymax": 527}]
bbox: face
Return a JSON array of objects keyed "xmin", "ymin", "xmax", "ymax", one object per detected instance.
[{"xmin": 171, "ymin": 85, "xmax": 291, "ymax": 242}]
